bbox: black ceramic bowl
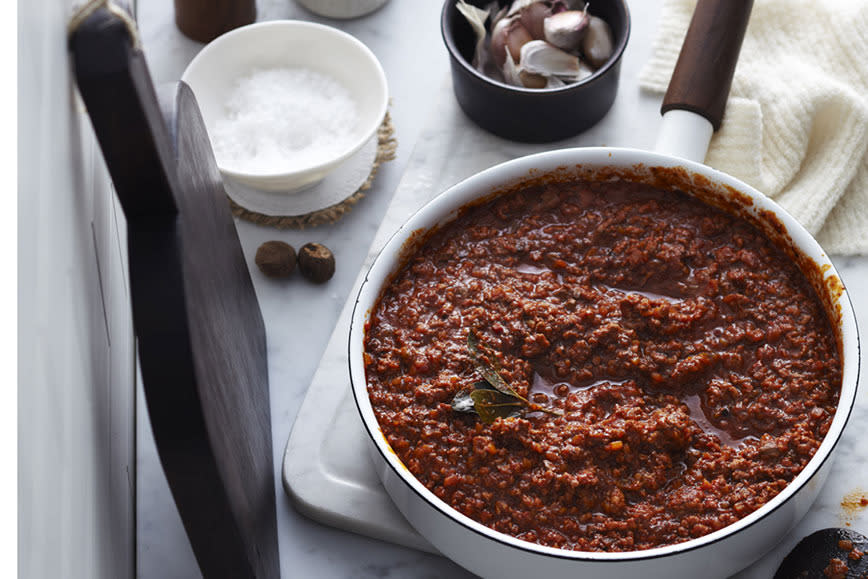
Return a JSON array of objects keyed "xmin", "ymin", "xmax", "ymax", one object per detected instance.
[{"xmin": 441, "ymin": 0, "xmax": 631, "ymax": 142}]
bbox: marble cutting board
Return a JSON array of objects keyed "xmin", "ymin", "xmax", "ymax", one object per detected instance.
[{"xmin": 282, "ymin": 85, "xmax": 868, "ymax": 578}]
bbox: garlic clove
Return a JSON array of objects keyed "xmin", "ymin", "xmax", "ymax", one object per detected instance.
[
  {"xmin": 519, "ymin": 39, "xmax": 582, "ymax": 80},
  {"xmin": 543, "ymin": 8, "xmax": 590, "ymax": 52},
  {"xmin": 582, "ymin": 15, "xmax": 614, "ymax": 68},
  {"xmin": 518, "ymin": 0, "xmax": 553, "ymax": 40},
  {"xmin": 491, "ymin": 16, "xmax": 534, "ymax": 69},
  {"xmin": 519, "ymin": 69, "xmax": 548, "ymax": 89},
  {"xmin": 504, "ymin": 0, "xmax": 569, "ymax": 40},
  {"xmin": 456, "ymin": 0, "xmax": 492, "ymax": 73}
]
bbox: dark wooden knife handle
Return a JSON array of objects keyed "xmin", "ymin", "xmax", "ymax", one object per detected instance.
[{"xmin": 661, "ymin": 0, "xmax": 754, "ymax": 131}]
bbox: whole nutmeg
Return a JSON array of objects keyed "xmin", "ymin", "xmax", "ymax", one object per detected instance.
[
  {"xmin": 297, "ymin": 242, "xmax": 335, "ymax": 283},
  {"xmin": 255, "ymin": 241, "xmax": 296, "ymax": 278}
]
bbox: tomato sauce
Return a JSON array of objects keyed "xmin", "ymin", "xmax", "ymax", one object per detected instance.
[{"xmin": 364, "ymin": 179, "xmax": 841, "ymax": 551}]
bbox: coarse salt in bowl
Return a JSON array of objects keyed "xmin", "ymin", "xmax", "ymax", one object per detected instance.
[{"xmin": 182, "ymin": 20, "xmax": 389, "ymax": 193}]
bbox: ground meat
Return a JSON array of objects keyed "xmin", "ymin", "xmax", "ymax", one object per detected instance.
[
  {"xmin": 364, "ymin": 179, "xmax": 841, "ymax": 552},
  {"xmin": 824, "ymin": 558, "xmax": 850, "ymax": 579}
]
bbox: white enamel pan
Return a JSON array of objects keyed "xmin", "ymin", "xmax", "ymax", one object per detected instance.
[{"xmin": 347, "ymin": 1, "xmax": 861, "ymax": 577}]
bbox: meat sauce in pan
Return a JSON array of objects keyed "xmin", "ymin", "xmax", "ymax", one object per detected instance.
[{"xmin": 363, "ymin": 179, "xmax": 841, "ymax": 551}]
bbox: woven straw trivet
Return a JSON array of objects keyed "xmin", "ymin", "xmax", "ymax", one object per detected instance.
[{"xmin": 228, "ymin": 112, "xmax": 397, "ymax": 229}]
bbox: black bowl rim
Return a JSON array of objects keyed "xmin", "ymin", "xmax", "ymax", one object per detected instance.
[{"xmin": 440, "ymin": 0, "xmax": 632, "ymax": 94}]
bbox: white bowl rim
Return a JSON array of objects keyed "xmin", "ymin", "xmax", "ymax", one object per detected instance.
[
  {"xmin": 181, "ymin": 19, "xmax": 389, "ymax": 181},
  {"xmin": 348, "ymin": 146, "xmax": 861, "ymax": 562}
]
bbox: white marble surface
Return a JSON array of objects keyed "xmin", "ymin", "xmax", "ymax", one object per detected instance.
[{"xmin": 135, "ymin": 1, "xmax": 868, "ymax": 577}]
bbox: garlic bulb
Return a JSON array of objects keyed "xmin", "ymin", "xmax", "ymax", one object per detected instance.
[{"xmin": 543, "ymin": 8, "xmax": 589, "ymax": 51}]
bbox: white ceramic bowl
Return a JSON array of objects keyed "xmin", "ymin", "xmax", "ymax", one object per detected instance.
[
  {"xmin": 347, "ymin": 148, "xmax": 860, "ymax": 579},
  {"xmin": 181, "ymin": 20, "xmax": 388, "ymax": 192}
]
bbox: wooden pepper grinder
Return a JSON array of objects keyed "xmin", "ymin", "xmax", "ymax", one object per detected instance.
[{"xmin": 174, "ymin": 0, "xmax": 256, "ymax": 43}]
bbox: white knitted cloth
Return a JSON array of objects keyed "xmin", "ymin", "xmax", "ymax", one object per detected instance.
[{"xmin": 639, "ymin": 0, "xmax": 868, "ymax": 255}]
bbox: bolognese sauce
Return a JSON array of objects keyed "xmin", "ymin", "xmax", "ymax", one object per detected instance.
[{"xmin": 363, "ymin": 179, "xmax": 840, "ymax": 551}]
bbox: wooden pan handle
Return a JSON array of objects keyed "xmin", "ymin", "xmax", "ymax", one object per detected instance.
[{"xmin": 661, "ymin": 0, "xmax": 754, "ymax": 131}]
